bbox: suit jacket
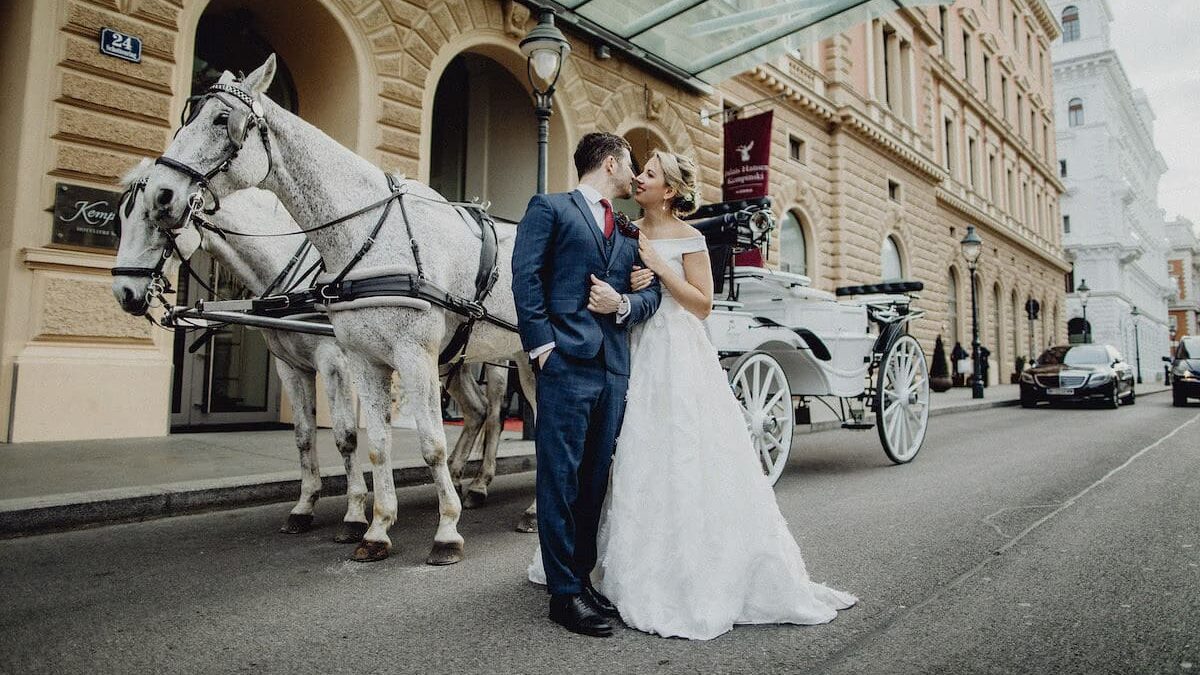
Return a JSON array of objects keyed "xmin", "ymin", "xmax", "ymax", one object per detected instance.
[{"xmin": 511, "ymin": 190, "xmax": 661, "ymax": 376}]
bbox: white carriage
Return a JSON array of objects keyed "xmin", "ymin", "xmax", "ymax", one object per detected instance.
[{"xmin": 688, "ymin": 199, "xmax": 930, "ymax": 486}]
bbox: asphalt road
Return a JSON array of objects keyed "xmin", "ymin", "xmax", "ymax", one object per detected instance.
[{"xmin": 2, "ymin": 394, "xmax": 1197, "ymax": 675}]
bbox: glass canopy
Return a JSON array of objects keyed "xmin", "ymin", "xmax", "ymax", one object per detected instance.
[{"xmin": 543, "ymin": 0, "xmax": 950, "ymax": 87}]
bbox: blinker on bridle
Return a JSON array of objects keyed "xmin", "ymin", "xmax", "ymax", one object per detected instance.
[{"xmin": 154, "ymin": 80, "xmax": 273, "ymax": 226}]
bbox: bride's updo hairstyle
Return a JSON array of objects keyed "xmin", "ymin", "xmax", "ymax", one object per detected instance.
[{"xmin": 650, "ymin": 150, "xmax": 700, "ymax": 216}]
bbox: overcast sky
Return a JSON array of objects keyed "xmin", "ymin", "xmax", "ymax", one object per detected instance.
[{"xmin": 1107, "ymin": 0, "xmax": 1199, "ymax": 229}]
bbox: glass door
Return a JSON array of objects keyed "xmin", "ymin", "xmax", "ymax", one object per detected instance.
[{"xmin": 170, "ymin": 254, "xmax": 280, "ymax": 428}]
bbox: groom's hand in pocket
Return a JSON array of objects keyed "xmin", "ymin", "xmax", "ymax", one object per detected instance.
[
  {"xmin": 588, "ymin": 274, "xmax": 621, "ymax": 314},
  {"xmin": 630, "ymin": 265, "xmax": 655, "ymax": 292}
]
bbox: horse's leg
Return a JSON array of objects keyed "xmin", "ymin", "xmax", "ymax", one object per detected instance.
[
  {"xmin": 514, "ymin": 357, "xmax": 539, "ymax": 533},
  {"xmin": 402, "ymin": 349, "xmax": 465, "ymax": 565},
  {"xmin": 323, "ymin": 354, "xmax": 369, "ymax": 544},
  {"xmin": 349, "ymin": 359, "xmax": 397, "ymax": 562},
  {"xmin": 277, "ymin": 360, "xmax": 320, "ymax": 534},
  {"xmin": 445, "ymin": 367, "xmax": 486, "ymax": 492},
  {"xmin": 463, "ymin": 364, "xmax": 508, "ymax": 509}
]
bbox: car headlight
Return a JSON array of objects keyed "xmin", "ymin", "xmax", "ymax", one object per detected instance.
[
  {"xmin": 1020, "ymin": 371, "xmax": 1035, "ymax": 384},
  {"xmin": 1089, "ymin": 372, "xmax": 1112, "ymax": 384},
  {"xmin": 1179, "ymin": 370, "xmax": 1198, "ymax": 381}
]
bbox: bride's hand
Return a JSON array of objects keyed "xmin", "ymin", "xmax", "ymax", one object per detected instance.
[
  {"xmin": 630, "ymin": 265, "xmax": 655, "ymax": 292},
  {"xmin": 637, "ymin": 237, "xmax": 667, "ymax": 275}
]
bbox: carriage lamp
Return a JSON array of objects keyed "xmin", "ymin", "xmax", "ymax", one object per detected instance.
[
  {"xmin": 521, "ymin": 9, "xmax": 570, "ymax": 195},
  {"xmin": 1077, "ymin": 278, "xmax": 1091, "ymax": 343},
  {"xmin": 960, "ymin": 226, "xmax": 985, "ymax": 399},
  {"xmin": 1131, "ymin": 306, "xmax": 1143, "ymax": 384}
]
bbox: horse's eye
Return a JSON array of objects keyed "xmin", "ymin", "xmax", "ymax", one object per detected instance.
[{"xmin": 213, "ymin": 111, "xmax": 230, "ymax": 125}]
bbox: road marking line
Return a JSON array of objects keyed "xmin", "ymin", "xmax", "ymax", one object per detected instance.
[
  {"xmin": 812, "ymin": 411, "xmax": 1200, "ymax": 674},
  {"xmin": 994, "ymin": 411, "xmax": 1199, "ymax": 555}
]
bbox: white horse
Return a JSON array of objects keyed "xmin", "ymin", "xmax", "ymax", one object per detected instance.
[
  {"xmin": 114, "ymin": 158, "xmax": 521, "ymax": 548},
  {"xmin": 142, "ymin": 56, "xmax": 537, "ymax": 563}
]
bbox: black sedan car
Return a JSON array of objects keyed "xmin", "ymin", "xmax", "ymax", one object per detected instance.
[
  {"xmin": 1168, "ymin": 336, "xmax": 1200, "ymax": 406},
  {"xmin": 1020, "ymin": 344, "xmax": 1136, "ymax": 409}
]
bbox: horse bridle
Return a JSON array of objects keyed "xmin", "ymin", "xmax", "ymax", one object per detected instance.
[{"xmin": 154, "ymin": 81, "xmax": 273, "ymax": 223}]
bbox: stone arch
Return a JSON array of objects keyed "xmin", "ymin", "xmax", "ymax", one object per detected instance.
[
  {"xmin": 599, "ymin": 84, "xmax": 697, "ymax": 161},
  {"xmin": 412, "ymin": 4, "xmax": 587, "ymax": 190},
  {"xmin": 775, "ymin": 205, "xmax": 816, "ymax": 277},
  {"xmin": 880, "ymin": 231, "xmax": 907, "ymax": 282},
  {"xmin": 172, "ymin": 0, "xmax": 373, "ymax": 153}
]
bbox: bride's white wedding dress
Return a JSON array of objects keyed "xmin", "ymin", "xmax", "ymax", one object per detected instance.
[{"xmin": 529, "ymin": 235, "xmax": 855, "ymax": 640}]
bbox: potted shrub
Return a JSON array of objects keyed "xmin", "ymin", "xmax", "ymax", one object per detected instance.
[
  {"xmin": 930, "ymin": 335, "xmax": 953, "ymax": 392},
  {"xmin": 1010, "ymin": 355, "xmax": 1027, "ymax": 384}
]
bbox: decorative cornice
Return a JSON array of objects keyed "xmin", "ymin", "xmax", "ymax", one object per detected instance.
[
  {"xmin": 980, "ymin": 33, "xmax": 999, "ymax": 54},
  {"xmin": 958, "ymin": 7, "xmax": 980, "ymax": 31},
  {"xmin": 749, "ymin": 66, "xmax": 837, "ymax": 123},
  {"xmin": 1023, "ymin": 0, "xmax": 1061, "ymax": 41},
  {"xmin": 838, "ymin": 108, "xmax": 945, "ymax": 181},
  {"xmin": 937, "ymin": 187, "xmax": 1071, "ymax": 271},
  {"xmin": 23, "ymin": 246, "xmax": 114, "ymax": 273}
]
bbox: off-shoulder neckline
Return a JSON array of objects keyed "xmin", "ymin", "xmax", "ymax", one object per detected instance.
[{"xmin": 643, "ymin": 235, "xmax": 705, "ymax": 242}]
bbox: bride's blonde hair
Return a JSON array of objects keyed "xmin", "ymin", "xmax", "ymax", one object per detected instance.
[{"xmin": 649, "ymin": 150, "xmax": 700, "ymax": 216}]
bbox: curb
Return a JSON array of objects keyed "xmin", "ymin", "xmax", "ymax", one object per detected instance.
[
  {"xmin": 1, "ymin": 389, "xmax": 1168, "ymax": 538},
  {"xmin": 0, "ymin": 455, "xmax": 533, "ymax": 539}
]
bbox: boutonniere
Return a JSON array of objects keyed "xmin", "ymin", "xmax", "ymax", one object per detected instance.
[{"xmin": 614, "ymin": 211, "xmax": 639, "ymax": 238}]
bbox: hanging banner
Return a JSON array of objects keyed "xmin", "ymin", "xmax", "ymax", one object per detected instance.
[
  {"xmin": 723, "ymin": 111, "xmax": 773, "ymax": 266},
  {"xmin": 722, "ymin": 111, "xmax": 773, "ymax": 201}
]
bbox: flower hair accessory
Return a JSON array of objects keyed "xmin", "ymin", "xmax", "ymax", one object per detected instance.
[{"xmin": 614, "ymin": 210, "xmax": 640, "ymax": 238}]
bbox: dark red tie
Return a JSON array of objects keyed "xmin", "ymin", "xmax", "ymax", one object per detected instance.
[{"xmin": 599, "ymin": 198, "xmax": 615, "ymax": 239}]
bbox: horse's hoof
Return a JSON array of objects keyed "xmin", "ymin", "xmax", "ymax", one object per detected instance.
[
  {"xmin": 334, "ymin": 521, "xmax": 369, "ymax": 543},
  {"xmin": 350, "ymin": 540, "xmax": 390, "ymax": 563},
  {"xmin": 462, "ymin": 490, "xmax": 488, "ymax": 510},
  {"xmin": 426, "ymin": 540, "xmax": 464, "ymax": 566},
  {"xmin": 515, "ymin": 513, "xmax": 538, "ymax": 533},
  {"xmin": 279, "ymin": 513, "xmax": 314, "ymax": 534}
]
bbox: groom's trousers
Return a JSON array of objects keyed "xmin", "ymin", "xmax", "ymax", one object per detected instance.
[{"xmin": 535, "ymin": 348, "xmax": 627, "ymax": 596}]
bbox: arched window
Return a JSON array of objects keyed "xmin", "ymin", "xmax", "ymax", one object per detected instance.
[
  {"xmin": 1061, "ymin": 6, "xmax": 1080, "ymax": 42},
  {"xmin": 881, "ymin": 235, "xmax": 903, "ymax": 281},
  {"xmin": 1011, "ymin": 289, "xmax": 1020, "ymax": 362},
  {"xmin": 948, "ymin": 268, "xmax": 960, "ymax": 346},
  {"xmin": 1068, "ymin": 98, "xmax": 1084, "ymax": 127},
  {"xmin": 779, "ymin": 210, "xmax": 808, "ymax": 275},
  {"xmin": 993, "ymin": 283, "xmax": 1002, "ymax": 362}
]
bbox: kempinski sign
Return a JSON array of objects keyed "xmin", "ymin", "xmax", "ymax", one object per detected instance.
[{"xmin": 51, "ymin": 182, "xmax": 121, "ymax": 252}]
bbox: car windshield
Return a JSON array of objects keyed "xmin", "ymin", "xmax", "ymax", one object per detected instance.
[
  {"xmin": 1038, "ymin": 345, "xmax": 1109, "ymax": 366},
  {"xmin": 1180, "ymin": 336, "xmax": 1200, "ymax": 359}
]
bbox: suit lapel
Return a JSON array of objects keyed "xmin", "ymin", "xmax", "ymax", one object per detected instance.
[
  {"xmin": 570, "ymin": 190, "xmax": 608, "ymax": 260},
  {"xmin": 609, "ymin": 229, "xmax": 628, "ymax": 270}
]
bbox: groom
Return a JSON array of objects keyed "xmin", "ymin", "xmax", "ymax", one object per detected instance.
[{"xmin": 512, "ymin": 132, "xmax": 661, "ymax": 637}]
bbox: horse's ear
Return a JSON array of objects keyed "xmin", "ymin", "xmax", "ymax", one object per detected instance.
[{"xmin": 243, "ymin": 54, "xmax": 277, "ymax": 95}]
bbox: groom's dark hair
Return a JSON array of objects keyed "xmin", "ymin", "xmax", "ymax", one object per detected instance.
[{"xmin": 575, "ymin": 132, "xmax": 632, "ymax": 178}]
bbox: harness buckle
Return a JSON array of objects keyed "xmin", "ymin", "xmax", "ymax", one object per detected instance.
[
  {"xmin": 463, "ymin": 301, "xmax": 486, "ymax": 320},
  {"xmin": 319, "ymin": 284, "xmax": 341, "ymax": 301}
]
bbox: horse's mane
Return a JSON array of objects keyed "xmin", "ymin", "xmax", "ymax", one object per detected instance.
[{"xmin": 121, "ymin": 157, "xmax": 154, "ymax": 188}]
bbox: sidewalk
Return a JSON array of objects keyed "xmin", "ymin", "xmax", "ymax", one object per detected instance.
[{"xmin": 0, "ymin": 381, "xmax": 1169, "ymax": 537}]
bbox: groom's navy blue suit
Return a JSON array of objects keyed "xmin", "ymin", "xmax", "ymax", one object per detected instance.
[{"xmin": 512, "ymin": 189, "xmax": 661, "ymax": 596}]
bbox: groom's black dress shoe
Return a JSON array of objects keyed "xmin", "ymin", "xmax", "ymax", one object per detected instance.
[
  {"xmin": 549, "ymin": 594, "xmax": 613, "ymax": 637},
  {"xmin": 581, "ymin": 582, "xmax": 619, "ymax": 618}
]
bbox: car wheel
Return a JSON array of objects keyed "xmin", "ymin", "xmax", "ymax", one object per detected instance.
[
  {"xmin": 1122, "ymin": 385, "xmax": 1136, "ymax": 406},
  {"xmin": 1175, "ymin": 387, "xmax": 1187, "ymax": 407},
  {"xmin": 1020, "ymin": 394, "xmax": 1036, "ymax": 408},
  {"xmin": 1107, "ymin": 384, "xmax": 1120, "ymax": 409}
]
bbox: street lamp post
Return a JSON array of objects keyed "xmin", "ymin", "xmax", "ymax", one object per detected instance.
[
  {"xmin": 520, "ymin": 9, "xmax": 570, "ymax": 195},
  {"xmin": 519, "ymin": 11, "xmax": 569, "ymax": 440},
  {"xmin": 1131, "ymin": 306, "xmax": 1143, "ymax": 384},
  {"xmin": 1077, "ymin": 278, "xmax": 1090, "ymax": 344},
  {"xmin": 960, "ymin": 226, "xmax": 984, "ymax": 399}
]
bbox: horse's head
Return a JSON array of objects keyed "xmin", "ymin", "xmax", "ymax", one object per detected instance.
[
  {"xmin": 112, "ymin": 158, "xmax": 202, "ymax": 315},
  {"xmin": 144, "ymin": 55, "xmax": 278, "ymax": 229}
]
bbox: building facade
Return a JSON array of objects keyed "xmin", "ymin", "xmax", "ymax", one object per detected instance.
[
  {"xmin": 0, "ymin": 0, "xmax": 1066, "ymax": 442},
  {"xmin": 1167, "ymin": 217, "xmax": 1200, "ymax": 343},
  {"xmin": 740, "ymin": 0, "xmax": 1067, "ymax": 385},
  {"xmin": 1051, "ymin": 0, "xmax": 1172, "ymax": 380}
]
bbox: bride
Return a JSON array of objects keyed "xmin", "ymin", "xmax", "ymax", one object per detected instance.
[{"xmin": 528, "ymin": 150, "xmax": 856, "ymax": 641}]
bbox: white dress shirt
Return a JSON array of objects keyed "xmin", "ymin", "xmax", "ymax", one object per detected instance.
[{"xmin": 529, "ymin": 185, "xmax": 631, "ymax": 361}]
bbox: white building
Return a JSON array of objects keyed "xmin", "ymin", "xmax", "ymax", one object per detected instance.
[
  {"xmin": 1167, "ymin": 216, "xmax": 1200, "ymax": 344},
  {"xmin": 1051, "ymin": 0, "xmax": 1172, "ymax": 381}
]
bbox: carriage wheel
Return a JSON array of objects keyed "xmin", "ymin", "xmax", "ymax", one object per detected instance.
[
  {"xmin": 873, "ymin": 334, "xmax": 929, "ymax": 464},
  {"xmin": 729, "ymin": 352, "xmax": 794, "ymax": 486}
]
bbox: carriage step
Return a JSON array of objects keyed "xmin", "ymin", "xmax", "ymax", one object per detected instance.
[{"xmin": 841, "ymin": 422, "xmax": 874, "ymax": 430}]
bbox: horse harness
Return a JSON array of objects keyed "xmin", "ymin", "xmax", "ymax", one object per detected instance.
[{"xmin": 150, "ymin": 79, "xmax": 516, "ymax": 368}]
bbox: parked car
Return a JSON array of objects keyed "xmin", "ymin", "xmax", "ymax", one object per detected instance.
[
  {"xmin": 1020, "ymin": 344, "xmax": 1135, "ymax": 409},
  {"xmin": 1168, "ymin": 336, "xmax": 1200, "ymax": 406}
]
